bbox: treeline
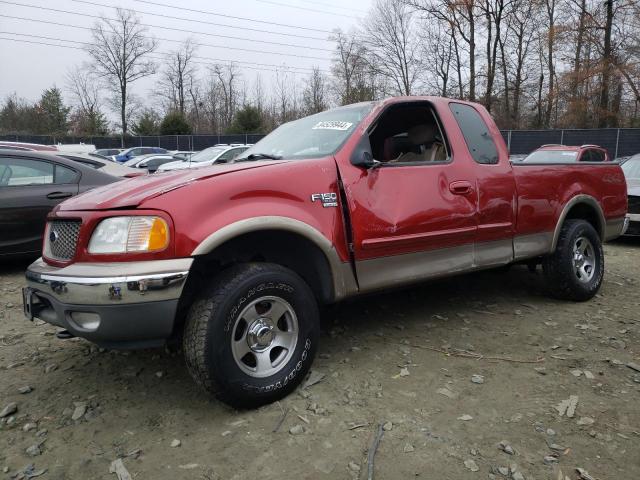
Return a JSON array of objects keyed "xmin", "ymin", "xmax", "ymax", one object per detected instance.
[{"xmin": 1, "ymin": 0, "xmax": 639, "ymax": 140}]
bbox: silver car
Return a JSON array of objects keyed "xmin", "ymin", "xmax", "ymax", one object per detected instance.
[{"xmin": 157, "ymin": 145, "xmax": 251, "ymax": 172}]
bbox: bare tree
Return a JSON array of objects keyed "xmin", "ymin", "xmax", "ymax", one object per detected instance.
[
  {"xmin": 65, "ymin": 65, "xmax": 107, "ymax": 134},
  {"xmin": 407, "ymin": 0, "xmax": 479, "ymax": 100},
  {"xmin": 331, "ymin": 30, "xmax": 377, "ymax": 104},
  {"xmin": 543, "ymin": 0, "xmax": 558, "ymax": 127},
  {"xmin": 85, "ymin": 8, "xmax": 157, "ymax": 141},
  {"xmin": 363, "ymin": 0, "xmax": 421, "ymax": 96},
  {"xmin": 156, "ymin": 40, "xmax": 197, "ymax": 115},
  {"xmin": 302, "ymin": 67, "xmax": 328, "ymax": 114}
]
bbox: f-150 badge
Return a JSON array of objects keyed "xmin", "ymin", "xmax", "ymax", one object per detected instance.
[{"xmin": 311, "ymin": 192, "xmax": 338, "ymax": 207}]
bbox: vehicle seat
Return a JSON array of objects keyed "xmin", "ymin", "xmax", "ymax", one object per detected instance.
[{"xmin": 393, "ymin": 124, "xmax": 445, "ymax": 163}]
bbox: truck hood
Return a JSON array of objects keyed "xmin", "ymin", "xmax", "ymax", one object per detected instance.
[
  {"xmin": 58, "ymin": 161, "xmax": 286, "ymax": 211},
  {"xmin": 627, "ymin": 178, "xmax": 640, "ymax": 197}
]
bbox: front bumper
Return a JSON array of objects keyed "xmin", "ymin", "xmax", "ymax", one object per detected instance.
[{"xmin": 24, "ymin": 258, "xmax": 193, "ymax": 348}]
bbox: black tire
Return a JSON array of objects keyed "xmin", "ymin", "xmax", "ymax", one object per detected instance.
[
  {"xmin": 182, "ymin": 263, "xmax": 319, "ymax": 408},
  {"xmin": 542, "ymin": 219, "xmax": 604, "ymax": 301}
]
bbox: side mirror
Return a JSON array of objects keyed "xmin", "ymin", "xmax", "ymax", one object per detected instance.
[{"xmin": 351, "ymin": 151, "xmax": 378, "ymax": 169}]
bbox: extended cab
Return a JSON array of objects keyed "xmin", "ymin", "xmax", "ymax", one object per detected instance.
[{"xmin": 23, "ymin": 97, "xmax": 628, "ymax": 408}]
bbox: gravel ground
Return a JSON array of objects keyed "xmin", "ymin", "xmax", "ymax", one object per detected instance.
[{"xmin": 1, "ymin": 240, "xmax": 639, "ymax": 480}]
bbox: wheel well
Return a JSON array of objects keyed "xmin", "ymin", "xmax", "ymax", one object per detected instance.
[
  {"xmin": 564, "ymin": 203, "xmax": 603, "ymax": 238},
  {"xmin": 187, "ymin": 229, "xmax": 334, "ymax": 303}
]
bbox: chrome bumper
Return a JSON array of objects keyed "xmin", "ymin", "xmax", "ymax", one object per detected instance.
[{"xmin": 25, "ymin": 257, "xmax": 193, "ymax": 305}]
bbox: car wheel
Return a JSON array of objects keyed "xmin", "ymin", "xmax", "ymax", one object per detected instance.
[
  {"xmin": 183, "ymin": 263, "xmax": 319, "ymax": 408},
  {"xmin": 542, "ymin": 219, "xmax": 604, "ymax": 301}
]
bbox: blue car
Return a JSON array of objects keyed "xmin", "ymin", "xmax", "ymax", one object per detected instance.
[{"xmin": 114, "ymin": 147, "xmax": 168, "ymax": 162}]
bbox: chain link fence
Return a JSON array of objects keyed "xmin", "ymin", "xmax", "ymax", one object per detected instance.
[
  {"xmin": 2, "ymin": 129, "xmax": 640, "ymax": 158},
  {"xmin": 0, "ymin": 134, "xmax": 266, "ymax": 150},
  {"xmin": 500, "ymin": 128, "xmax": 640, "ymax": 158}
]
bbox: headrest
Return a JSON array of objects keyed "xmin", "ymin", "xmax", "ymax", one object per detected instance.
[{"xmin": 408, "ymin": 124, "xmax": 438, "ymax": 145}]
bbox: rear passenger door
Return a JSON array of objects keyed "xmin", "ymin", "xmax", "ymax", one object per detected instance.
[
  {"xmin": 449, "ymin": 103, "xmax": 516, "ymax": 265},
  {"xmin": 0, "ymin": 156, "xmax": 79, "ymax": 256}
]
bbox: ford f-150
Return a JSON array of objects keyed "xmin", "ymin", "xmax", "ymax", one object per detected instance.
[{"xmin": 23, "ymin": 97, "xmax": 628, "ymax": 408}]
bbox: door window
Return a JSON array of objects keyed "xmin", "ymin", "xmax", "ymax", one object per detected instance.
[
  {"xmin": 0, "ymin": 158, "xmax": 54, "ymax": 186},
  {"xmin": 368, "ymin": 103, "xmax": 449, "ymax": 165},
  {"xmin": 449, "ymin": 103, "xmax": 499, "ymax": 164},
  {"xmin": 54, "ymin": 164, "xmax": 79, "ymax": 183}
]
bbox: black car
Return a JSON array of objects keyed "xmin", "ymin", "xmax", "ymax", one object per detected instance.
[
  {"xmin": 622, "ymin": 154, "xmax": 640, "ymax": 236},
  {"xmin": 0, "ymin": 150, "xmax": 122, "ymax": 258}
]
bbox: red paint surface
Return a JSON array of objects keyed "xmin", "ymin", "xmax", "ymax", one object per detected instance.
[{"xmin": 48, "ymin": 97, "xmax": 627, "ymax": 270}]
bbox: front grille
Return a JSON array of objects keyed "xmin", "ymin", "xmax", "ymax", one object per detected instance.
[
  {"xmin": 45, "ymin": 220, "xmax": 81, "ymax": 260},
  {"xmin": 629, "ymin": 195, "xmax": 640, "ymax": 214}
]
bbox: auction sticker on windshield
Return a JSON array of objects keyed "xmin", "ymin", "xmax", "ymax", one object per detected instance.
[{"xmin": 312, "ymin": 121, "xmax": 353, "ymax": 131}]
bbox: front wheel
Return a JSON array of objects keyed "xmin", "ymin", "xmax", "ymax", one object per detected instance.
[
  {"xmin": 542, "ymin": 219, "xmax": 604, "ymax": 301},
  {"xmin": 182, "ymin": 263, "xmax": 319, "ymax": 408}
]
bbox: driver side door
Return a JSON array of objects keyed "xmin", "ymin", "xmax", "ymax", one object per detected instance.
[{"xmin": 336, "ymin": 102, "xmax": 478, "ymax": 293}]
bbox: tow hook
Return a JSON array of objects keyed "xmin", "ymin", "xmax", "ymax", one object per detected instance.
[{"xmin": 56, "ymin": 330, "xmax": 75, "ymax": 340}]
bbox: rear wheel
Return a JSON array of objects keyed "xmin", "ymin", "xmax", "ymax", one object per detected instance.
[
  {"xmin": 182, "ymin": 263, "xmax": 319, "ymax": 408},
  {"xmin": 542, "ymin": 219, "xmax": 603, "ymax": 301}
]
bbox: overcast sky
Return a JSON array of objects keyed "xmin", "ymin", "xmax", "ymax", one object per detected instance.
[{"xmin": 0, "ymin": 0, "xmax": 373, "ymax": 108}]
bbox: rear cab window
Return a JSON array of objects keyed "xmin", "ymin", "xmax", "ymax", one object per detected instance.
[
  {"xmin": 582, "ymin": 149, "xmax": 605, "ymax": 162},
  {"xmin": 449, "ymin": 103, "xmax": 498, "ymax": 165}
]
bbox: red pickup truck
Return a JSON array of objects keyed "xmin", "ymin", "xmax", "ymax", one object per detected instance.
[{"xmin": 23, "ymin": 97, "xmax": 628, "ymax": 408}]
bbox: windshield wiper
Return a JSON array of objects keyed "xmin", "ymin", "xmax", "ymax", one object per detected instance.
[{"xmin": 235, "ymin": 153, "xmax": 283, "ymax": 162}]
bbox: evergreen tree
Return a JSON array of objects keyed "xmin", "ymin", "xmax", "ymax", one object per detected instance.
[
  {"xmin": 131, "ymin": 109, "xmax": 160, "ymax": 135},
  {"xmin": 159, "ymin": 111, "xmax": 192, "ymax": 135},
  {"xmin": 37, "ymin": 87, "xmax": 70, "ymax": 135},
  {"xmin": 227, "ymin": 105, "xmax": 264, "ymax": 134}
]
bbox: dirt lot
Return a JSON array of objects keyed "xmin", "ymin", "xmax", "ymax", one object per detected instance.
[{"xmin": 1, "ymin": 240, "xmax": 639, "ymax": 480}]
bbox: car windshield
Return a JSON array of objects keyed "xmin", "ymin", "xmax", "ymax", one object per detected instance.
[
  {"xmin": 524, "ymin": 150, "xmax": 578, "ymax": 162},
  {"xmin": 238, "ymin": 103, "xmax": 374, "ymax": 161},
  {"xmin": 188, "ymin": 146, "xmax": 229, "ymax": 163},
  {"xmin": 622, "ymin": 156, "xmax": 640, "ymax": 179}
]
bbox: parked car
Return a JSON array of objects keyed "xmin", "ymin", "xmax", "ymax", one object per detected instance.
[
  {"xmin": 509, "ymin": 154, "xmax": 528, "ymax": 162},
  {"xmin": 55, "ymin": 152, "xmax": 143, "ymax": 178},
  {"xmin": 621, "ymin": 153, "xmax": 640, "ymax": 236},
  {"xmin": 23, "ymin": 97, "xmax": 627, "ymax": 408},
  {"xmin": 157, "ymin": 145, "xmax": 250, "ymax": 172},
  {"xmin": 523, "ymin": 144, "xmax": 611, "ymax": 162},
  {"xmin": 170, "ymin": 151, "xmax": 197, "ymax": 160},
  {"xmin": 114, "ymin": 147, "xmax": 168, "ymax": 162},
  {"xmin": 123, "ymin": 154, "xmax": 177, "ymax": 173},
  {"xmin": 94, "ymin": 148, "xmax": 123, "ymax": 158},
  {"xmin": 0, "ymin": 150, "xmax": 124, "ymax": 259},
  {"xmin": 0, "ymin": 141, "xmax": 58, "ymax": 152},
  {"xmin": 55, "ymin": 144, "xmax": 96, "ymax": 154}
]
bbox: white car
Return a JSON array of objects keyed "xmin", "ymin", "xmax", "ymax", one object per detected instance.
[
  {"xmin": 55, "ymin": 152, "xmax": 142, "ymax": 177},
  {"xmin": 157, "ymin": 145, "xmax": 251, "ymax": 172}
]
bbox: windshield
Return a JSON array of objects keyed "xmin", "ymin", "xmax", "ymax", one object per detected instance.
[
  {"xmin": 239, "ymin": 103, "xmax": 374, "ymax": 161},
  {"xmin": 524, "ymin": 150, "xmax": 578, "ymax": 162},
  {"xmin": 622, "ymin": 156, "xmax": 640, "ymax": 179},
  {"xmin": 188, "ymin": 146, "xmax": 229, "ymax": 163}
]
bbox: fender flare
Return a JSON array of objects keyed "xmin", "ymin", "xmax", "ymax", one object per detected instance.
[
  {"xmin": 190, "ymin": 216, "xmax": 358, "ymax": 301},
  {"xmin": 551, "ymin": 194, "xmax": 605, "ymax": 251}
]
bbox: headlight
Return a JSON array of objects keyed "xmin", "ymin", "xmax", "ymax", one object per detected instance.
[{"xmin": 88, "ymin": 216, "xmax": 169, "ymax": 254}]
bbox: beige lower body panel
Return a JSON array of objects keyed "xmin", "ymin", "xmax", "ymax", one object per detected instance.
[
  {"xmin": 353, "ymin": 233, "xmax": 554, "ymax": 295},
  {"xmin": 604, "ymin": 216, "xmax": 626, "ymax": 241}
]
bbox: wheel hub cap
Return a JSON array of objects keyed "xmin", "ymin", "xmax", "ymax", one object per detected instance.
[
  {"xmin": 572, "ymin": 236, "xmax": 596, "ymax": 283},
  {"xmin": 247, "ymin": 319, "xmax": 275, "ymax": 351},
  {"xmin": 230, "ymin": 296, "xmax": 299, "ymax": 378}
]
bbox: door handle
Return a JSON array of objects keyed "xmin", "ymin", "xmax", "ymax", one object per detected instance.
[
  {"xmin": 46, "ymin": 191, "xmax": 73, "ymax": 200},
  {"xmin": 449, "ymin": 181, "xmax": 473, "ymax": 195}
]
